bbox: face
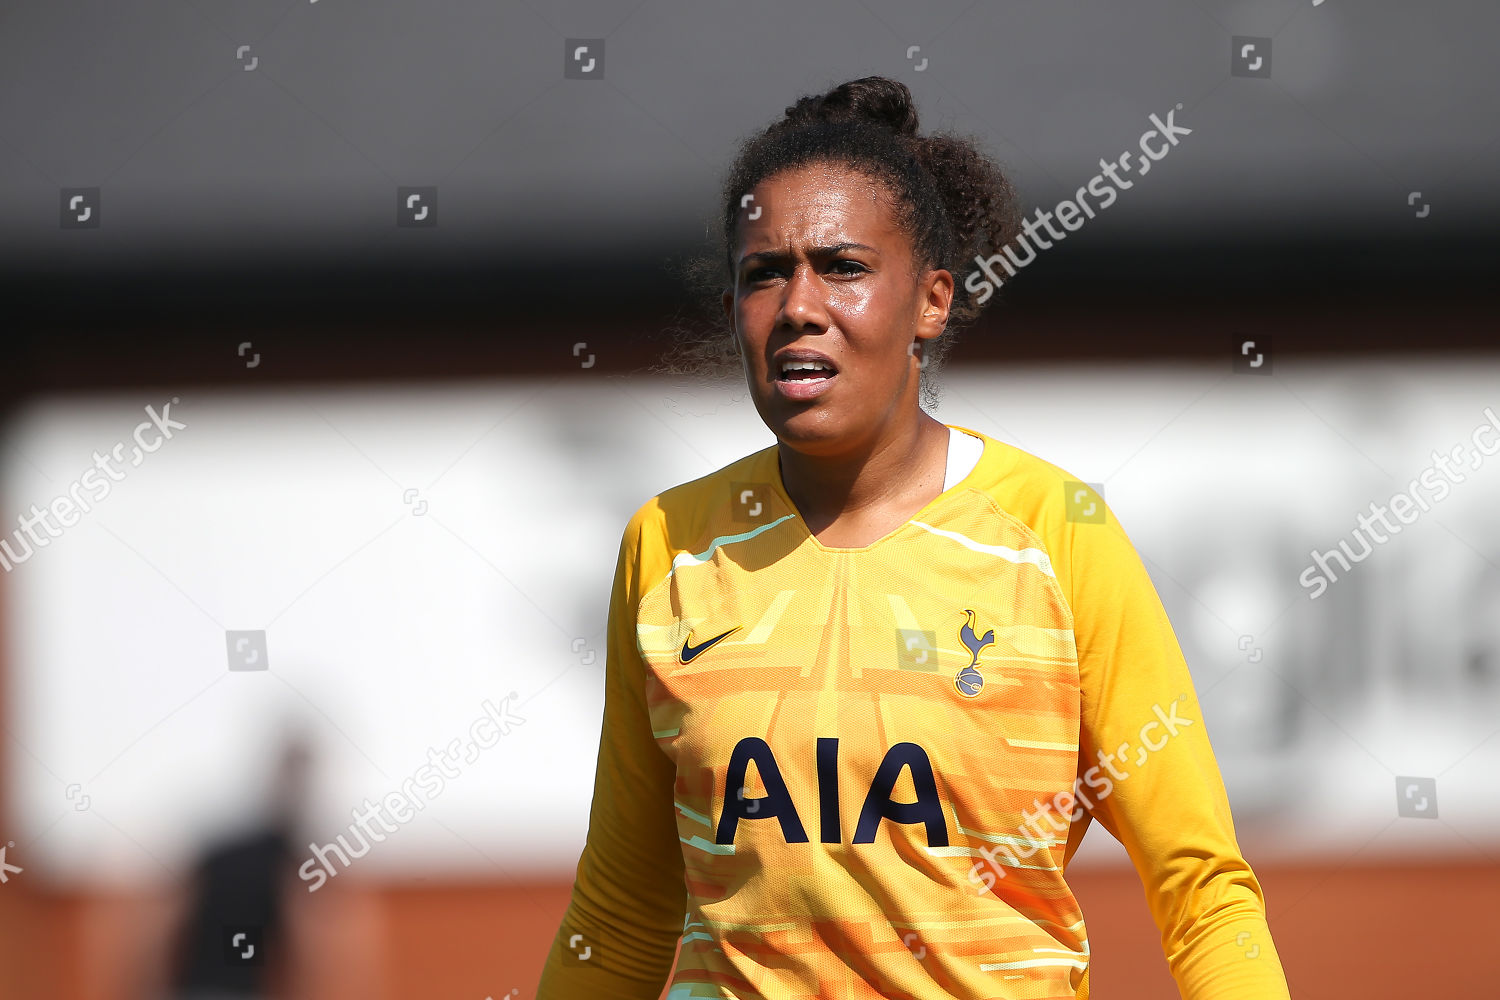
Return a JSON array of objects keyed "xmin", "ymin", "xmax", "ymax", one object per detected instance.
[{"xmin": 721, "ymin": 162, "xmax": 953, "ymax": 454}]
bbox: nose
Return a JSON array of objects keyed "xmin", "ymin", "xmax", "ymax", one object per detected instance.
[{"xmin": 774, "ymin": 261, "xmax": 830, "ymax": 334}]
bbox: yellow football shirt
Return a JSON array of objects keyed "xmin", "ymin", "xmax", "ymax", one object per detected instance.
[{"xmin": 536, "ymin": 422, "xmax": 1290, "ymax": 1000}]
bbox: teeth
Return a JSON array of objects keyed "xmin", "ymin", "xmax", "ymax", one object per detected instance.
[{"xmin": 781, "ymin": 359, "xmax": 833, "ymax": 374}]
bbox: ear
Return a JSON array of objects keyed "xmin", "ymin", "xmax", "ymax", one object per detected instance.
[
  {"xmin": 915, "ymin": 267, "xmax": 954, "ymax": 343},
  {"xmin": 721, "ymin": 288, "xmax": 743, "ymax": 357}
]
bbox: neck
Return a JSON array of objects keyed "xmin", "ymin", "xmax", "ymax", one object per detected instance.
[{"xmin": 777, "ymin": 414, "xmax": 950, "ymax": 526}]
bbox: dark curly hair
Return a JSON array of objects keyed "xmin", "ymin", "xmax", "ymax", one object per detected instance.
[{"xmin": 658, "ymin": 75, "xmax": 1022, "ymax": 410}]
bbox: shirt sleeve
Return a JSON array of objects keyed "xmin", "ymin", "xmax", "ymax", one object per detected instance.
[
  {"xmin": 536, "ymin": 505, "xmax": 686, "ymax": 1000},
  {"xmin": 1065, "ymin": 498, "xmax": 1293, "ymax": 999}
]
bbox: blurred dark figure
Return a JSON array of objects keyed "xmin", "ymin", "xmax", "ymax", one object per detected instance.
[
  {"xmin": 157, "ymin": 730, "xmax": 312, "ymax": 1000},
  {"xmin": 1465, "ymin": 560, "xmax": 1500, "ymax": 687}
]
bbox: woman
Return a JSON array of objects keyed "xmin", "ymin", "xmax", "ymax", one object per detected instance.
[{"xmin": 537, "ymin": 76, "xmax": 1291, "ymax": 1000}]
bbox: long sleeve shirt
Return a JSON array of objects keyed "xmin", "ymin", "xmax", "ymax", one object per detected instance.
[{"xmin": 536, "ymin": 422, "xmax": 1291, "ymax": 999}]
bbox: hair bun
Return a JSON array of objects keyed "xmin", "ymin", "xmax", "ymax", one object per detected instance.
[{"xmin": 783, "ymin": 76, "xmax": 920, "ymax": 137}]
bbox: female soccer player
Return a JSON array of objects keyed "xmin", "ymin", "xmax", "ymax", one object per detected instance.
[{"xmin": 537, "ymin": 76, "xmax": 1291, "ymax": 1000}]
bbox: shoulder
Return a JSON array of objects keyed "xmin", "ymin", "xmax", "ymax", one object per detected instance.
[
  {"xmin": 952, "ymin": 424, "xmax": 1090, "ymax": 539},
  {"xmin": 952, "ymin": 425, "xmax": 1144, "ymax": 607},
  {"xmin": 615, "ymin": 440, "xmax": 781, "ymax": 584}
]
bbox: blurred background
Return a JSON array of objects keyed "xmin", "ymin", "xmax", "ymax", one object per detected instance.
[{"xmin": 1, "ymin": 1, "xmax": 1497, "ymax": 997}]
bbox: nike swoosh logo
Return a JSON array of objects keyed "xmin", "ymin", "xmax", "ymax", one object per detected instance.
[{"xmin": 680, "ymin": 626, "xmax": 741, "ymax": 663}]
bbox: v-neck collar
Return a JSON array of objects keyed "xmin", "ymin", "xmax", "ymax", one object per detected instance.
[{"xmin": 767, "ymin": 423, "xmax": 991, "ymax": 554}]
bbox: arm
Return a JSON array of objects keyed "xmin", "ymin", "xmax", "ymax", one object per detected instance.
[
  {"xmin": 1066, "ymin": 502, "xmax": 1292, "ymax": 999},
  {"xmin": 536, "ymin": 505, "xmax": 686, "ymax": 1000}
]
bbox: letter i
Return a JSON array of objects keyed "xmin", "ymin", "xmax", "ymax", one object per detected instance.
[{"xmin": 817, "ymin": 737, "xmax": 840, "ymax": 843}]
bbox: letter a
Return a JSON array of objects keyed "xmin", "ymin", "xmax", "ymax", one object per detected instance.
[
  {"xmin": 852, "ymin": 742, "xmax": 948, "ymax": 846},
  {"xmin": 715, "ymin": 737, "xmax": 808, "ymax": 844}
]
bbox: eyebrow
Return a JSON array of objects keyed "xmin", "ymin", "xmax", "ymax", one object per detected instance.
[{"xmin": 737, "ymin": 242, "xmax": 879, "ymax": 268}]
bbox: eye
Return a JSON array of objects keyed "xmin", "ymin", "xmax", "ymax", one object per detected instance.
[
  {"xmin": 747, "ymin": 266, "xmax": 781, "ymax": 282},
  {"xmin": 830, "ymin": 259, "xmax": 868, "ymax": 275}
]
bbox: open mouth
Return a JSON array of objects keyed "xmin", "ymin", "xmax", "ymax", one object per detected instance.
[
  {"xmin": 776, "ymin": 361, "xmax": 837, "ymax": 382},
  {"xmin": 774, "ymin": 359, "xmax": 838, "ymax": 400}
]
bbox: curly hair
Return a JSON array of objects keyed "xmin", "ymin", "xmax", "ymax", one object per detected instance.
[{"xmin": 658, "ymin": 75, "xmax": 1023, "ymax": 410}]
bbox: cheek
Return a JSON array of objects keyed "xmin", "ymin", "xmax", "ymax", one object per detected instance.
[
  {"xmin": 829, "ymin": 280, "xmax": 877, "ymax": 320},
  {"xmin": 831, "ymin": 273, "xmax": 912, "ymax": 331},
  {"xmin": 831, "ymin": 282, "xmax": 913, "ymax": 366},
  {"xmin": 733, "ymin": 303, "xmax": 769, "ymax": 347}
]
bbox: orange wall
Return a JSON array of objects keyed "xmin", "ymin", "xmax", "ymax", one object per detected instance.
[{"xmin": 3, "ymin": 861, "xmax": 1497, "ymax": 999}]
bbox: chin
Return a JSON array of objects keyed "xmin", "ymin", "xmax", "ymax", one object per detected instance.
[
  {"xmin": 769, "ymin": 408, "xmax": 848, "ymax": 450},
  {"xmin": 749, "ymin": 374, "xmax": 851, "ymax": 443}
]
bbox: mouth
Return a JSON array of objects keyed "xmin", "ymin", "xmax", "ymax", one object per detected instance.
[
  {"xmin": 776, "ymin": 364, "xmax": 837, "ymax": 384},
  {"xmin": 774, "ymin": 349, "xmax": 839, "ymax": 380},
  {"xmin": 773, "ymin": 357, "xmax": 838, "ymax": 400}
]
